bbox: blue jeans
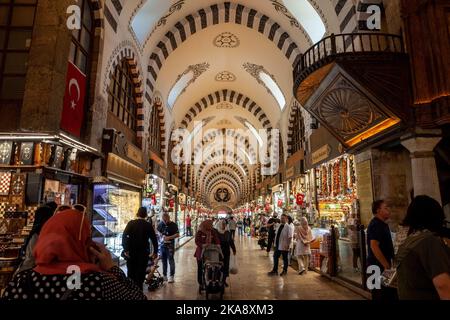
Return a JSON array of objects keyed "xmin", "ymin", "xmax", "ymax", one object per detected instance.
[
  {"xmin": 273, "ymin": 250, "xmax": 289, "ymax": 273},
  {"xmin": 160, "ymin": 244, "xmax": 175, "ymax": 277}
]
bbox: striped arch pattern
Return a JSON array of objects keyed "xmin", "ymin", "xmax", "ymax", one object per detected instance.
[
  {"xmin": 202, "ymin": 165, "xmax": 245, "ymax": 193},
  {"xmin": 205, "ymin": 174, "xmax": 241, "ymax": 199},
  {"xmin": 206, "ymin": 180, "xmax": 240, "ymax": 204},
  {"xmin": 152, "ymin": 96, "xmax": 167, "ymax": 160},
  {"xmin": 191, "ymin": 129, "xmax": 258, "ymax": 164},
  {"xmin": 89, "ymin": 0, "xmax": 104, "ymax": 36},
  {"xmin": 104, "ymin": 44, "xmax": 145, "ymax": 146},
  {"xmin": 333, "ymin": 0, "xmax": 359, "ymax": 33},
  {"xmin": 287, "ymin": 100, "xmax": 303, "ymax": 156},
  {"xmin": 205, "ymin": 171, "xmax": 242, "ymax": 195},
  {"xmin": 146, "ymin": 2, "xmax": 302, "ymax": 94},
  {"xmin": 194, "ymin": 161, "xmax": 249, "ymax": 194},
  {"xmin": 180, "ymin": 90, "xmax": 272, "ymax": 130}
]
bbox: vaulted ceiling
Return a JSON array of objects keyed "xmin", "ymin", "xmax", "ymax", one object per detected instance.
[{"xmin": 117, "ymin": 0, "xmax": 346, "ymax": 208}]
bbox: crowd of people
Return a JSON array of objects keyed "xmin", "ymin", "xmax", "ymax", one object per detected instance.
[{"xmin": 1, "ymin": 194, "xmax": 449, "ymax": 300}]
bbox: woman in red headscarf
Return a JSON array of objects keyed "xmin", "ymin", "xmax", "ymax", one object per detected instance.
[
  {"xmin": 2, "ymin": 209, "xmax": 146, "ymax": 300},
  {"xmin": 195, "ymin": 219, "xmax": 220, "ymax": 293}
]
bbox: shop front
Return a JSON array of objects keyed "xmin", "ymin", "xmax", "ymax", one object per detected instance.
[
  {"xmin": 0, "ymin": 132, "xmax": 100, "ymax": 290},
  {"xmin": 304, "ymin": 128, "xmax": 367, "ymax": 289},
  {"xmin": 92, "ymin": 129, "xmax": 146, "ymax": 262}
]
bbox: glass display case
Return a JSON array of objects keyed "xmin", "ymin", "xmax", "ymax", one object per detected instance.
[{"xmin": 92, "ymin": 184, "xmax": 140, "ymax": 261}]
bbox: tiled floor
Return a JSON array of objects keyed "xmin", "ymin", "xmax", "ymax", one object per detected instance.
[{"xmin": 146, "ymin": 235, "xmax": 364, "ymax": 300}]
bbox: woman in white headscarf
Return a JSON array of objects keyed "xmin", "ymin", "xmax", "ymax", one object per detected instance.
[
  {"xmin": 215, "ymin": 219, "xmax": 237, "ymax": 287},
  {"xmin": 295, "ymin": 217, "xmax": 314, "ymax": 275}
]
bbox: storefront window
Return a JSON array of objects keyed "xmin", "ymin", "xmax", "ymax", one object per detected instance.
[
  {"xmin": 92, "ymin": 184, "xmax": 140, "ymax": 261},
  {"xmin": 0, "ymin": 0, "xmax": 37, "ymax": 124},
  {"xmin": 43, "ymin": 179, "xmax": 79, "ymax": 206}
]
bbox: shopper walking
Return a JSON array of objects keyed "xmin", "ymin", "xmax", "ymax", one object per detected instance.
[
  {"xmin": 397, "ymin": 195, "xmax": 450, "ymax": 300},
  {"xmin": 228, "ymin": 216, "xmax": 237, "ymax": 240},
  {"xmin": 237, "ymin": 218, "xmax": 244, "ymax": 236},
  {"xmin": 2, "ymin": 209, "xmax": 146, "ymax": 300},
  {"xmin": 195, "ymin": 220, "xmax": 221, "ymax": 293},
  {"xmin": 266, "ymin": 213, "xmax": 280, "ymax": 255},
  {"xmin": 186, "ymin": 214, "xmax": 192, "ymax": 237},
  {"xmin": 157, "ymin": 213, "xmax": 180, "ymax": 283},
  {"xmin": 216, "ymin": 219, "xmax": 237, "ymax": 287},
  {"xmin": 268, "ymin": 214, "xmax": 294, "ymax": 276},
  {"xmin": 16, "ymin": 204, "xmax": 54, "ymax": 274},
  {"xmin": 367, "ymin": 200, "xmax": 397, "ymax": 300},
  {"xmin": 122, "ymin": 207, "xmax": 158, "ymax": 289},
  {"xmin": 295, "ymin": 217, "xmax": 314, "ymax": 275}
]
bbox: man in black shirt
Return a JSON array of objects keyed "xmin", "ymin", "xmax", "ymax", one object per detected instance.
[
  {"xmin": 157, "ymin": 213, "xmax": 180, "ymax": 283},
  {"xmin": 122, "ymin": 207, "xmax": 158, "ymax": 289},
  {"xmin": 367, "ymin": 200, "xmax": 397, "ymax": 300},
  {"xmin": 266, "ymin": 213, "xmax": 280, "ymax": 255}
]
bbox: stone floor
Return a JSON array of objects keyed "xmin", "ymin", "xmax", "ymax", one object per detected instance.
[{"xmin": 146, "ymin": 235, "xmax": 364, "ymax": 300}]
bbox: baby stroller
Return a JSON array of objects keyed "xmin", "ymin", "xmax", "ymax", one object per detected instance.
[
  {"xmin": 258, "ymin": 227, "xmax": 268, "ymax": 250},
  {"xmin": 145, "ymin": 256, "xmax": 165, "ymax": 292},
  {"xmin": 200, "ymin": 244, "xmax": 225, "ymax": 300}
]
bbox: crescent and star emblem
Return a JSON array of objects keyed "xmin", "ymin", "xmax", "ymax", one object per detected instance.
[{"xmin": 68, "ymin": 78, "xmax": 81, "ymax": 109}]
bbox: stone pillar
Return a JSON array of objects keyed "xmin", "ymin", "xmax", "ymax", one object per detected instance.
[
  {"xmin": 401, "ymin": 130, "xmax": 442, "ymax": 204},
  {"xmin": 19, "ymin": 0, "xmax": 73, "ymax": 132}
]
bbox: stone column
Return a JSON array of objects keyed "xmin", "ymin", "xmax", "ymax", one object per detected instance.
[
  {"xmin": 401, "ymin": 130, "xmax": 442, "ymax": 204},
  {"xmin": 20, "ymin": 0, "xmax": 73, "ymax": 132}
]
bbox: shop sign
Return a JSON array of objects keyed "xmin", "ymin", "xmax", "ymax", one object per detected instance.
[
  {"xmin": 312, "ymin": 144, "xmax": 332, "ymax": 165},
  {"xmin": 285, "ymin": 167, "xmax": 295, "ymax": 179},
  {"xmin": 125, "ymin": 143, "xmax": 142, "ymax": 164}
]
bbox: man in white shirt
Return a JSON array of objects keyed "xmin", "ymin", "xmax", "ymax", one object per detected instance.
[{"xmin": 267, "ymin": 214, "xmax": 294, "ymax": 276}]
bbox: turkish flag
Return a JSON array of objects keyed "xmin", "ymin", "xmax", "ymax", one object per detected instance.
[
  {"xmin": 60, "ymin": 61, "xmax": 87, "ymax": 137},
  {"xmin": 296, "ymin": 194, "xmax": 305, "ymax": 206}
]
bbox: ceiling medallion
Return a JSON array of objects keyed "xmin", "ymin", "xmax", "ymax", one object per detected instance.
[
  {"xmin": 213, "ymin": 32, "xmax": 240, "ymax": 48},
  {"xmin": 216, "ymin": 102, "xmax": 233, "ymax": 110},
  {"xmin": 215, "ymin": 71, "xmax": 236, "ymax": 82},
  {"xmin": 215, "ymin": 188, "xmax": 231, "ymax": 203}
]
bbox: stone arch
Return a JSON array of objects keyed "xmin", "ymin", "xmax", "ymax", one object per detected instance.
[
  {"xmin": 146, "ymin": 2, "xmax": 303, "ymax": 94},
  {"xmin": 180, "ymin": 89, "xmax": 273, "ymax": 130},
  {"xmin": 103, "ymin": 41, "xmax": 146, "ymax": 146}
]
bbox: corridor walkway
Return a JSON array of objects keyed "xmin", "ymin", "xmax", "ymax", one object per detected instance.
[{"xmin": 146, "ymin": 235, "xmax": 364, "ymax": 300}]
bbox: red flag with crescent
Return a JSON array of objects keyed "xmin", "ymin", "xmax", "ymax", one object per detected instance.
[{"xmin": 60, "ymin": 61, "xmax": 87, "ymax": 137}]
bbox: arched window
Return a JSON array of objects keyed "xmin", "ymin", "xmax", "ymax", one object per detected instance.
[
  {"xmin": 149, "ymin": 102, "xmax": 162, "ymax": 155},
  {"xmin": 69, "ymin": 0, "xmax": 93, "ymax": 74},
  {"xmin": 0, "ymin": 0, "xmax": 37, "ymax": 127},
  {"xmin": 107, "ymin": 59, "xmax": 138, "ymax": 135},
  {"xmin": 291, "ymin": 107, "xmax": 305, "ymax": 154}
]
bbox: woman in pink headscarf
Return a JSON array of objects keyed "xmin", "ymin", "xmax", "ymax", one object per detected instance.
[{"xmin": 195, "ymin": 220, "xmax": 220, "ymax": 293}]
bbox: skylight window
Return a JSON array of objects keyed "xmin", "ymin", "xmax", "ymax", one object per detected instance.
[
  {"xmin": 167, "ymin": 63, "xmax": 210, "ymax": 109},
  {"xmin": 259, "ymin": 71, "xmax": 286, "ymax": 111},
  {"xmin": 168, "ymin": 72, "xmax": 193, "ymax": 109},
  {"xmin": 131, "ymin": 2, "xmax": 172, "ymax": 45},
  {"xmin": 283, "ymin": 0, "xmax": 326, "ymax": 43}
]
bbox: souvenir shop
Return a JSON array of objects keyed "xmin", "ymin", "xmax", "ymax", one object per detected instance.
[
  {"xmin": 91, "ymin": 129, "xmax": 146, "ymax": 262},
  {"xmin": 142, "ymin": 173, "xmax": 165, "ymax": 220},
  {"xmin": 308, "ymin": 153, "xmax": 364, "ymax": 286},
  {"xmin": 0, "ymin": 133, "xmax": 100, "ymax": 290}
]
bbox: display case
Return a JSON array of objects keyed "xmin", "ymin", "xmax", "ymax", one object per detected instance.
[{"xmin": 92, "ymin": 184, "xmax": 140, "ymax": 261}]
